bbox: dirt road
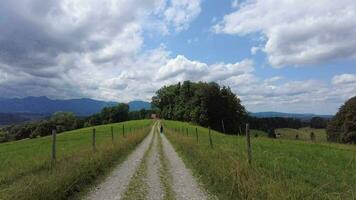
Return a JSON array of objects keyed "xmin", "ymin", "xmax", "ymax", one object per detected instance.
[{"xmin": 84, "ymin": 121, "xmax": 211, "ymax": 200}]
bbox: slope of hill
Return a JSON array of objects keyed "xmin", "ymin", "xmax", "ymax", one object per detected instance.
[
  {"xmin": 0, "ymin": 120, "xmax": 153, "ymax": 199},
  {"xmin": 163, "ymin": 120, "xmax": 355, "ymax": 199},
  {"xmin": 275, "ymin": 127, "xmax": 327, "ymax": 142},
  {"xmin": 0, "ymin": 97, "xmax": 152, "ymax": 116},
  {"xmin": 128, "ymin": 100, "xmax": 151, "ymax": 111},
  {"xmin": 250, "ymin": 111, "xmax": 333, "ymax": 121},
  {"xmin": 0, "ymin": 96, "xmax": 117, "ymax": 116}
]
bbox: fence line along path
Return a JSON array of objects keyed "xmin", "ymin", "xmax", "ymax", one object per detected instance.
[{"xmin": 85, "ymin": 122, "xmax": 157, "ymax": 200}]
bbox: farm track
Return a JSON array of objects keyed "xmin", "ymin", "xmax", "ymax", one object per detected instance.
[
  {"xmin": 84, "ymin": 121, "xmax": 210, "ymax": 200},
  {"xmin": 85, "ymin": 122, "xmax": 156, "ymax": 200},
  {"xmin": 160, "ymin": 127, "xmax": 208, "ymax": 200}
]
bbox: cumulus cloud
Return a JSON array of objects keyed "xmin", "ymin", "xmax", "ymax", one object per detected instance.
[
  {"xmin": 0, "ymin": 0, "xmax": 202, "ymax": 100},
  {"xmin": 213, "ymin": 0, "xmax": 356, "ymax": 67},
  {"xmin": 332, "ymin": 74, "xmax": 356, "ymax": 85},
  {"xmin": 0, "ymin": 0, "xmax": 353, "ymax": 114},
  {"xmin": 164, "ymin": 0, "xmax": 202, "ymax": 31}
]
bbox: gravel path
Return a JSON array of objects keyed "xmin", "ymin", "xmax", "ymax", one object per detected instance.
[
  {"xmin": 84, "ymin": 121, "xmax": 211, "ymax": 200},
  {"xmin": 146, "ymin": 130, "xmax": 164, "ymax": 200},
  {"xmin": 84, "ymin": 122, "xmax": 156, "ymax": 200},
  {"xmin": 160, "ymin": 130, "xmax": 208, "ymax": 200}
]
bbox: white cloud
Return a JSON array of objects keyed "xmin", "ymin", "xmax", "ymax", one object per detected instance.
[
  {"xmin": 250, "ymin": 46, "xmax": 260, "ymax": 55},
  {"xmin": 164, "ymin": 0, "xmax": 202, "ymax": 31},
  {"xmin": 332, "ymin": 74, "xmax": 356, "ymax": 85},
  {"xmin": 214, "ymin": 0, "xmax": 356, "ymax": 67},
  {"xmin": 0, "ymin": 0, "xmax": 353, "ymax": 114},
  {"xmin": 231, "ymin": 0, "xmax": 239, "ymax": 8},
  {"xmin": 0, "ymin": 0, "xmax": 202, "ymax": 100}
]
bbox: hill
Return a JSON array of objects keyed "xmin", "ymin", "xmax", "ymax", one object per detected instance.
[
  {"xmin": 250, "ymin": 111, "xmax": 333, "ymax": 121},
  {"xmin": 0, "ymin": 97, "xmax": 152, "ymax": 125},
  {"xmin": 128, "ymin": 100, "xmax": 151, "ymax": 111},
  {"xmin": 275, "ymin": 127, "xmax": 327, "ymax": 142},
  {"xmin": 0, "ymin": 120, "xmax": 153, "ymax": 199},
  {"xmin": 163, "ymin": 120, "xmax": 355, "ymax": 199},
  {"xmin": 0, "ymin": 96, "xmax": 117, "ymax": 116}
]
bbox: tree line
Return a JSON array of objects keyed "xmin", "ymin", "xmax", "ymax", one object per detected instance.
[
  {"xmin": 152, "ymin": 81, "xmax": 247, "ymax": 134},
  {"xmin": 326, "ymin": 96, "xmax": 356, "ymax": 144},
  {"xmin": 0, "ymin": 103, "xmax": 153, "ymax": 143}
]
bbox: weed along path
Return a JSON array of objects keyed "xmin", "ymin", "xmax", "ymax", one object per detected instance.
[
  {"xmin": 84, "ymin": 121, "xmax": 212, "ymax": 200},
  {"xmin": 159, "ymin": 127, "xmax": 209, "ymax": 200},
  {"xmin": 85, "ymin": 122, "xmax": 157, "ymax": 200}
]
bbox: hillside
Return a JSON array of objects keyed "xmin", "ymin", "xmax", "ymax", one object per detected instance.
[
  {"xmin": 163, "ymin": 120, "xmax": 356, "ymax": 199},
  {"xmin": 0, "ymin": 97, "xmax": 152, "ymax": 125},
  {"xmin": 275, "ymin": 127, "xmax": 327, "ymax": 142},
  {"xmin": 0, "ymin": 96, "xmax": 117, "ymax": 116},
  {"xmin": 250, "ymin": 112, "xmax": 333, "ymax": 121},
  {"xmin": 128, "ymin": 100, "xmax": 151, "ymax": 111},
  {"xmin": 0, "ymin": 120, "xmax": 153, "ymax": 199}
]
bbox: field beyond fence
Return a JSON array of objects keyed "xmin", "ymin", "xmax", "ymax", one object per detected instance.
[
  {"xmin": 163, "ymin": 120, "xmax": 356, "ymax": 200},
  {"xmin": 0, "ymin": 119, "xmax": 153, "ymax": 200}
]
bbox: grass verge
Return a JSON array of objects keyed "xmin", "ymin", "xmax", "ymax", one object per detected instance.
[
  {"xmin": 0, "ymin": 120, "xmax": 152, "ymax": 200},
  {"xmin": 157, "ymin": 131, "xmax": 176, "ymax": 200},
  {"xmin": 163, "ymin": 120, "xmax": 356, "ymax": 200},
  {"xmin": 122, "ymin": 129, "xmax": 154, "ymax": 200}
]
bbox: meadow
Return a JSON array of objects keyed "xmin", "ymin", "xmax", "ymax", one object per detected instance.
[
  {"xmin": 0, "ymin": 119, "xmax": 153, "ymax": 200},
  {"xmin": 163, "ymin": 120, "xmax": 356, "ymax": 200},
  {"xmin": 275, "ymin": 127, "xmax": 327, "ymax": 142}
]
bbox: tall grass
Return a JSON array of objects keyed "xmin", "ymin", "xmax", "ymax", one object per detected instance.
[
  {"xmin": 275, "ymin": 127, "xmax": 327, "ymax": 142},
  {"xmin": 163, "ymin": 120, "xmax": 356, "ymax": 200},
  {"xmin": 0, "ymin": 120, "xmax": 153, "ymax": 200}
]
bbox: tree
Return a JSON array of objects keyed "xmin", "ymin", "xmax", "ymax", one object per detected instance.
[
  {"xmin": 326, "ymin": 96, "xmax": 356, "ymax": 143},
  {"xmin": 310, "ymin": 117, "xmax": 326, "ymax": 129},
  {"xmin": 100, "ymin": 103, "xmax": 129, "ymax": 123},
  {"xmin": 152, "ymin": 81, "xmax": 247, "ymax": 134},
  {"xmin": 31, "ymin": 120, "xmax": 55, "ymax": 137},
  {"xmin": 51, "ymin": 112, "xmax": 76, "ymax": 133}
]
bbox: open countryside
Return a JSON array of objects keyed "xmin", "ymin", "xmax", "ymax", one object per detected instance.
[{"xmin": 1, "ymin": 1, "xmax": 356, "ymax": 200}]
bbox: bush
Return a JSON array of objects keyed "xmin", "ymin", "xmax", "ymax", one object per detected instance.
[{"xmin": 327, "ymin": 96, "xmax": 356, "ymax": 143}]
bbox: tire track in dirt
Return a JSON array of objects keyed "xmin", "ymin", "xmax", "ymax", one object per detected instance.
[
  {"xmin": 146, "ymin": 130, "xmax": 164, "ymax": 200},
  {"xmin": 84, "ymin": 122, "xmax": 157, "ymax": 200},
  {"xmin": 159, "ymin": 126, "xmax": 208, "ymax": 200}
]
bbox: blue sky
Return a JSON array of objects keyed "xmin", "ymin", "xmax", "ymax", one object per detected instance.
[{"xmin": 0, "ymin": 0, "xmax": 355, "ymax": 114}]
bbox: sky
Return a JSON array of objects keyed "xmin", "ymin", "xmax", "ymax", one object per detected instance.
[{"xmin": 0, "ymin": 0, "xmax": 355, "ymax": 115}]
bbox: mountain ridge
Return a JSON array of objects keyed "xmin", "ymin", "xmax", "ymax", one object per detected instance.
[
  {"xmin": 0, "ymin": 96, "xmax": 151, "ymax": 116},
  {"xmin": 250, "ymin": 111, "xmax": 333, "ymax": 121}
]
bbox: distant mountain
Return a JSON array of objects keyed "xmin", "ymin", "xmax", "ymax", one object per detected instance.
[
  {"xmin": 250, "ymin": 112, "xmax": 333, "ymax": 121},
  {"xmin": 0, "ymin": 96, "xmax": 117, "ymax": 116},
  {"xmin": 0, "ymin": 97, "xmax": 152, "ymax": 117},
  {"xmin": 128, "ymin": 101, "xmax": 151, "ymax": 111}
]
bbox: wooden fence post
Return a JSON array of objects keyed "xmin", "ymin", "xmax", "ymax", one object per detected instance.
[
  {"xmin": 52, "ymin": 129, "xmax": 56, "ymax": 161},
  {"xmin": 92, "ymin": 128, "xmax": 96, "ymax": 152},
  {"xmin": 195, "ymin": 127, "xmax": 198, "ymax": 143},
  {"xmin": 221, "ymin": 119, "xmax": 226, "ymax": 134},
  {"xmin": 209, "ymin": 126, "xmax": 213, "ymax": 148},
  {"xmin": 246, "ymin": 123, "xmax": 252, "ymax": 164},
  {"xmin": 111, "ymin": 126, "xmax": 114, "ymax": 142},
  {"xmin": 123, "ymin": 124, "xmax": 125, "ymax": 138}
]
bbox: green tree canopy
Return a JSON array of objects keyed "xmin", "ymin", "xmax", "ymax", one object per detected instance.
[
  {"xmin": 51, "ymin": 112, "xmax": 76, "ymax": 132},
  {"xmin": 327, "ymin": 96, "xmax": 356, "ymax": 143},
  {"xmin": 310, "ymin": 117, "xmax": 327, "ymax": 129},
  {"xmin": 152, "ymin": 81, "xmax": 247, "ymax": 134}
]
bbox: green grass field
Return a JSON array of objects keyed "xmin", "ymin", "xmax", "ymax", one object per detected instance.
[
  {"xmin": 163, "ymin": 120, "xmax": 356, "ymax": 200},
  {"xmin": 275, "ymin": 127, "xmax": 327, "ymax": 142},
  {"xmin": 0, "ymin": 119, "xmax": 153, "ymax": 200}
]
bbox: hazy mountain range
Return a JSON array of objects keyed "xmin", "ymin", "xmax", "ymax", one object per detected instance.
[
  {"xmin": 249, "ymin": 112, "xmax": 333, "ymax": 121},
  {"xmin": 0, "ymin": 96, "xmax": 332, "ymax": 125},
  {"xmin": 0, "ymin": 97, "xmax": 151, "ymax": 125}
]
